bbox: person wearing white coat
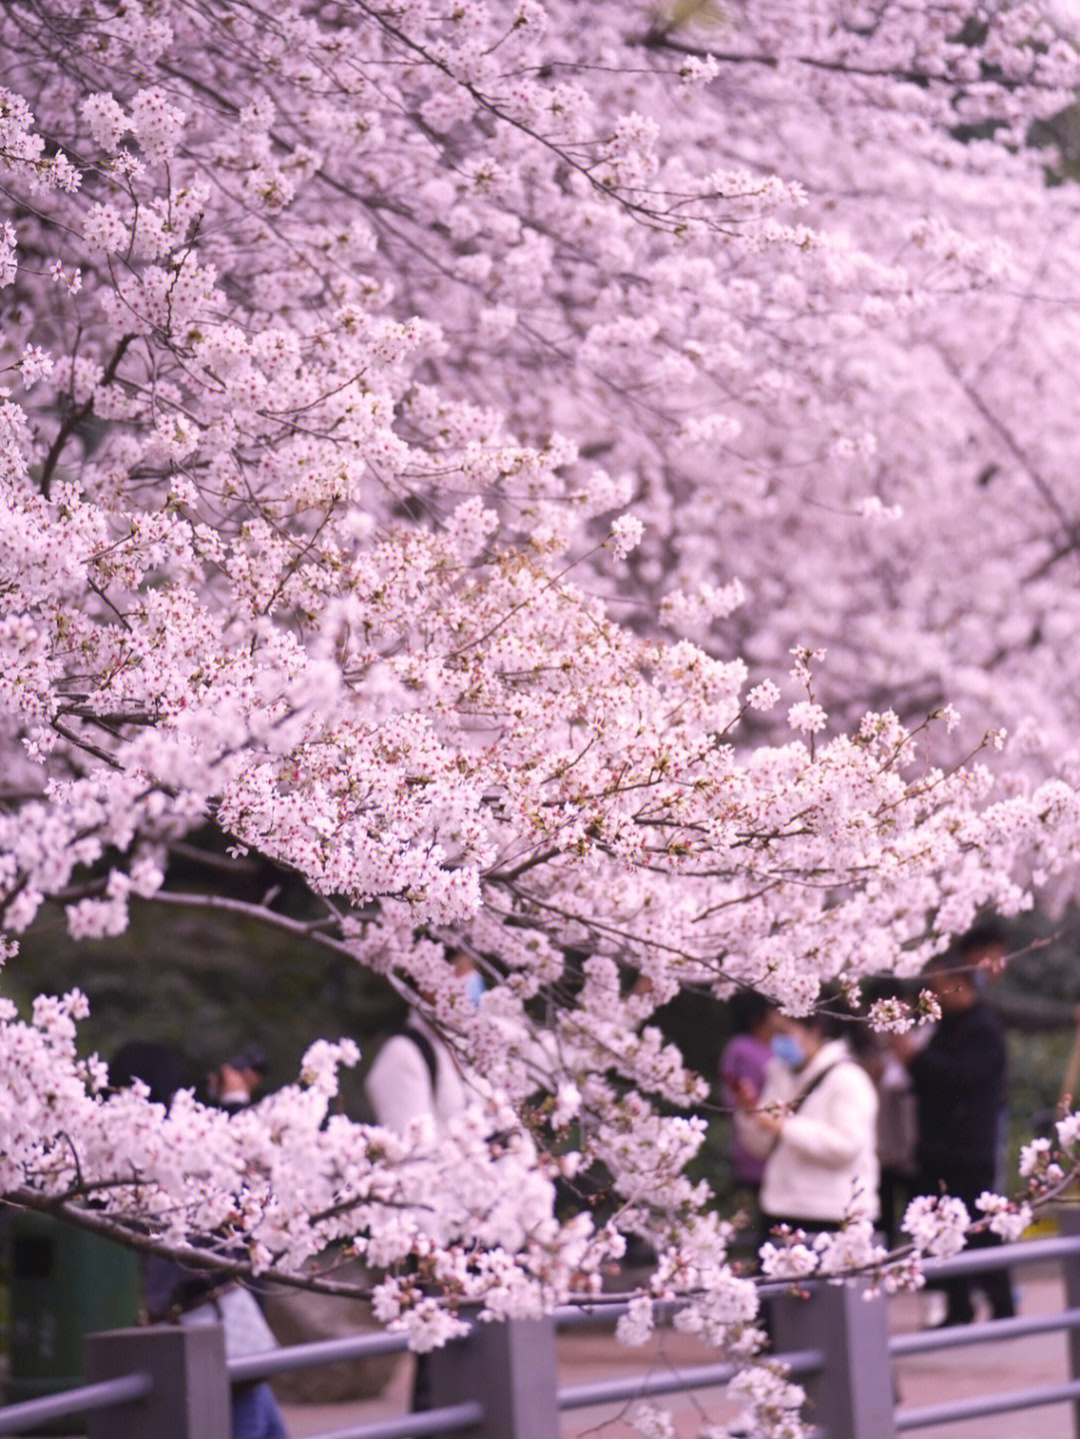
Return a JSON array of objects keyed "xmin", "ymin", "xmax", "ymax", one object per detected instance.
[
  {"xmin": 738, "ymin": 1014, "xmax": 879, "ymax": 1239},
  {"xmin": 364, "ymin": 1011, "xmax": 468, "ymax": 1137}
]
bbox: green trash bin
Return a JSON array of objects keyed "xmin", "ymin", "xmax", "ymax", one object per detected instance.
[{"xmin": 7, "ymin": 1211, "xmax": 140, "ymax": 1406}]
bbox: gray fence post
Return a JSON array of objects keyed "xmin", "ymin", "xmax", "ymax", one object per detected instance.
[
  {"xmin": 426, "ymin": 1317, "xmax": 559, "ymax": 1439},
  {"xmin": 84, "ymin": 1324, "xmax": 231, "ymax": 1439},
  {"xmin": 1059, "ymin": 1208, "xmax": 1080, "ymax": 1439},
  {"xmin": 771, "ymin": 1279, "xmax": 897, "ymax": 1439}
]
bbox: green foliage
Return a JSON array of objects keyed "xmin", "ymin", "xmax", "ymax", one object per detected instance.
[
  {"xmin": 7, "ymin": 897, "xmax": 397, "ymax": 1113},
  {"xmin": 1004, "ymin": 906, "xmax": 1080, "ymax": 1001}
]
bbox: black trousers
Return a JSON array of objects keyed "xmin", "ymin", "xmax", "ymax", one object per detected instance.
[
  {"xmin": 879, "ymin": 1165, "xmax": 917, "ymax": 1252},
  {"xmin": 915, "ymin": 1162, "xmax": 1015, "ymax": 1324}
]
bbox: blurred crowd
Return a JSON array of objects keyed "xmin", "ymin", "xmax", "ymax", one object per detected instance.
[{"xmin": 721, "ymin": 921, "xmax": 1076, "ymax": 1327}]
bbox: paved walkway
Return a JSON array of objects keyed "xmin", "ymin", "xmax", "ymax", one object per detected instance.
[{"xmin": 280, "ymin": 1264, "xmax": 1078, "ymax": 1439}]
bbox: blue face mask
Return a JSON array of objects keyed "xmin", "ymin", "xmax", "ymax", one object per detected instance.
[
  {"xmin": 465, "ymin": 971, "xmax": 485, "ymax": 1009},
  {"xmin": 772, "ymin": 1032, "xmax": 806, "ymax": 1069}
]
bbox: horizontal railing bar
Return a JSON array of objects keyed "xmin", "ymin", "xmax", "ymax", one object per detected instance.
[
  {"xmin": 891, "ymin": 1305, "xmax": 1080, "ymax": 1356},
  {"xmin": 550, "ymin": 1237, "xmax": 1080, "ymax": 1328},
  {"xmin": 554, "ymin": 1273, "xmax": 850, "ymax": 1320},
  {"xmin": 770, "ymin": 1345, "xmax": 825, "ymax": 1377},
  {"xmin": 556, "ymin": 1348, "xmax": 823, "ymax": 1411},
  {"xmin": 555, "ymin": 1301, "xmax": 634, "ymax": 1328},
  {"xmin": 920, "ymin": 1234, "xmax": 1080, "ymax": 1279},
  {"xmin": 228, "ymin": 1326, "xmax": 414, "ymax": 1382},
  {"xmin": 558, "ymin": 1363, "xmax": 738, "ymax": 1409},
  {"xmin": 553, "ymin": 1278, "xmax": 828, "ymax": 1329},
  {"xmin": 0, "ymin": 1372, "xmax": 151, "ymax": 1434},
  {"xmin": 294, "ymin": 1400, "xmax": 484, "ymax": 1439},
  {"xmin": 553, "ymin": 1293, "xmax": 790, "ymax": 1323},
  {"xmin": 895, "ymin": 1377, "xmax": 1080, "ymax": 1430},
  {"xmin": 553, "ymin": 1298, "xmax": 690, "ymax": 1328}
]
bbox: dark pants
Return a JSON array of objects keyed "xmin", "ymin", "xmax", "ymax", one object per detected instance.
[
  {"xmin": 412, "ymin": 1351, "xmax": 432, "ymax": 1412},
  {"xmin": 879, "ymin": 1165, "xmax": 917, "ymax": 1251},
  {"xmin": 916, "ymin": 1162, "xmax": 1015, "ymax": 1324},
  {"xmin": 233, "ymin": 1382, "xmax": 288, "ymax": 1439}
]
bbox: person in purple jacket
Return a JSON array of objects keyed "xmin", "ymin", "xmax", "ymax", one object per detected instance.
[{"xmin": 719, "ymin": 991, "xmax": 780, "ymax": 1229}]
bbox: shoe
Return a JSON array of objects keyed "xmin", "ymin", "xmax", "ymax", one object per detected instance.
[{"xmin": 925, "ymin": 1309, "xmax": 974, "ymax": 1329}]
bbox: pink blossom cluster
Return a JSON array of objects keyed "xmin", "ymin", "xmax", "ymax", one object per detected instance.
[{"xmin": 0, "ymin": 988, "xmax": 624, "ymax": 1346}]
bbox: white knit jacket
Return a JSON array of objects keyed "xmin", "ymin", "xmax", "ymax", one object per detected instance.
[{"xmin": 742, "ymin": 1038, "xmax": 880, "ymax": 1224}]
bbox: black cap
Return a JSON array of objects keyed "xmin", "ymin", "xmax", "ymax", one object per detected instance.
[{"xmin": 226, "ymin": 1044, "xmax": 268, "ymax": 1075}]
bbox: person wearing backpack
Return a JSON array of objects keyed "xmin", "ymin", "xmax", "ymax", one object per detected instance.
[{"xmin": 364, "ymin": 1010, "xmax": 467, "ymax": 1136}]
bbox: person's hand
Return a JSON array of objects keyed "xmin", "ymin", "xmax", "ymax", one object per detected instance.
[
  {"xmin": 730, "ymin": 1076, "xmax": 759, "ymax": 1110},
  {"xmin": 755, "ymin": 1109, "xmax": 784, "ymax": 1137},
  {"xmin": 890, "ymin": 1031, "xmax": 919, "ymax": 1064}
]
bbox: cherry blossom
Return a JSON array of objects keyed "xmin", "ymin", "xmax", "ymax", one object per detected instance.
[{"xmin": 3, "ymin": 3, "xmax": 1080, "ymax": 1432}]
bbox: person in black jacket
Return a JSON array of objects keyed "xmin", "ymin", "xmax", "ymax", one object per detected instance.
[
  {"xmin": 897, "ymin": 944, "xmax": 1014, "ymax": 1326},
  {"xmin": 110, "ymin": 1041, "xmax": 288, "ymax": 1439}
]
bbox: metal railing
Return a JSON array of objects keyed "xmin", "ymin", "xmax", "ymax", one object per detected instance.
[
  {"xmin": 3, "ymin": 1221, "xmax": 1080, "ymax": 1439},
  {"xmin": 886, "ymin": 1228, "xmax": 1080, "ymax": 1435},
  {"xmin": 763, "ymin": 1225, "xmax": 1080, "ymax": 1438},
  {"xmin": 0, "ymin": 1371, "xmax": 151, "ymax": 1435}
]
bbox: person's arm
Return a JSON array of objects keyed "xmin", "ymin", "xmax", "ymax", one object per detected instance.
[
  {"xmin": 907, "ymin": 1019, "xmax": 1004, "ymax": 1093},
  {"xmin": 733, "ymin": 1058, "xmax": 787, "ymax": 1159},
  {"xmin": 720, "ymin": 1041, "xmax": 763, "ymax": 1107},
  {"xmin": 987, "ymin": 988, "xmax": 1080, "ymax": 1035}
]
